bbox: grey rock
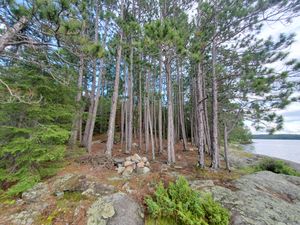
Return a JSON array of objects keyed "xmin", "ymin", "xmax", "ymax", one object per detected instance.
[
  {"xmin": 52, "ymin": 173, "xmax": 89, "ymax": 193},
  {"xmin": 206, "ymin": 171, "xmax": 300, "ymax": 225},
  {"xmin": 87, "ymin": 197, "xmax": 115, "ymax": 225},
  {"xmin": 22, "ymin": 182, "xmax": 49, "ymax": 203},
  {"xmin": 136, "ymin": 167, "xmax": 150, "ymax": 175},
  {"xmin": 104, "ymin": 192, "xmax": 144, "ymax": 225},
  {"xmin": 189, "ymin": 180, "xmax": 214, "ymax": 189},
  {"xmin": 87, "ymin": 192, "xmax": 144, "ymax": 225},
  {"xmin": 10, "ymin": 202, "xmax": 49, "ymax": 225}
]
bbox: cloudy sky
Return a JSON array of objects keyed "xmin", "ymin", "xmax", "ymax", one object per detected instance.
[{"xmin": 247, "ymin": 16, "xmax": 300, "ymax": 134}]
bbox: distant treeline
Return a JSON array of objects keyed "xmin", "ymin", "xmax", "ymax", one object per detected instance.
[{"xmin": 252, "ymin": 134, "xmax": 300, "ymax": 140}]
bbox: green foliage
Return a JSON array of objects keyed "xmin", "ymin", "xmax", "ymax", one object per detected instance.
[
  {"xmin": 0, "ymin": 63, "xmax": 75, "ymax": 197},
  {"xmin": 145, "ymin": 177, "xmax": 230, "ymax": 225},
  {"xmin": 255, "ymin": 158, "xmax": 300, "ymax": 176},
  {"xmin": 229, "ymin": 125, "xmax": 252, "ymax": 144}
]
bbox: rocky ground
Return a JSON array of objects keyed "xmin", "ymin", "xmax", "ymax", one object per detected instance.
[{"xmin": 1, "ymin": 142, "xmax": 300, "ymax": 225}]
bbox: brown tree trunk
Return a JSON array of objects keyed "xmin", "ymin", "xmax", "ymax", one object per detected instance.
[
  {"xmin": 165, "ymin": 57, "xmax": 175, "ymax": 164},
  {"xmin": 177, "ymin": 61, "xmax": 188, "ymax": 151},
  {"xmin": 158, "ymin": 49, "xmax": 163, "ymax": 154},
  {"xmin": 0, "ymin": 16, "xmax": 28, "ymax": 53},
  {"xmin": 224, "ymin": 123, "xmax": 230, "ymax": 171},
  {"xmin": 196, "ymin": 63, "xmax": 205, "ymax": 168},
  {"xmin": 69, "ymin": 53, "xmax": 84, "ymax": 148},
  {"xmin": 211, "ymin": 36, "xmax": 219, "ymax": 169},
  {"xmin": 138, "ymin": 63, "xmax": 143, "ymax": 152},
  {"xmin": 105, "ymin": 0, "xmax": 124, "ymax": 157},
  {"xmin": 126, "ymin": 45, "xmax": 134, "ymax": 153}
]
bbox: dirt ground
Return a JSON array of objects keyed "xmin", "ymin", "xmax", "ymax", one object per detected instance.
[{"xmin": 0, "ymin": 135, "xmax": 239, "ymax": 225}]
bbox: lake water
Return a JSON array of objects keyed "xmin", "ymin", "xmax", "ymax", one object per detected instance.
[{"xmin": 243, "ymin": 139, "xmax": 300, "ymax": 164}]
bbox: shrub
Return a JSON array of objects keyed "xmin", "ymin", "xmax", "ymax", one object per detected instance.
[
  {"xmin": 0, "ymin": 125, "xmax": 68, "ymax": 197},
  {"xmin": 145, "ymin": 176, "xmax": 230, "ymax": 225},
  {"xmin": 255, "ymin": 158, "xmax": 300, "ymax": 176}
]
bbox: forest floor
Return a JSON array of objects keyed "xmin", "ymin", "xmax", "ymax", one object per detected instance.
[{"xmin": 0, "ymin": 135, "xmax": 262, "ymax": 225}]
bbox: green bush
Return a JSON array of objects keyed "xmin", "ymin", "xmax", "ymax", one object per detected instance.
[
  {"xmin": 0, "ymin": 64, "xmax": 75, "ymax": 198},
  {"xmin": 255, "ymin": 158, "xmax": 300, "ymax": 176},
  {"xmin": 0, "ymin": 125, "xmax": 68, "ymax": 197},
  {"xmin": 145, "ymin": 176, "xmax": 230, "ymax": 225}
]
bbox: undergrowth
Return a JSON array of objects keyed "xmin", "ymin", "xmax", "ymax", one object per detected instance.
[
  {"xmin": 254, "ymin": 158, "xmax": 300, "ymax": 176},
  {"xmin": 145, "ymin": 176, "xmax": 230, "ymax": 225}
]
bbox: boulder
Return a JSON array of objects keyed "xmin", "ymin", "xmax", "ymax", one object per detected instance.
[
  {"xmin": 189, "ymin": 180, "xmax": 214, "ymax": 189},
  {"xmin": 124, "ymin": 160, "xmax": 134, "ymax": 167},
  {"xmin": 131, "ymin": 154, "xmax": 142, "ymax": 162},
  {"xmin": 126, "ymin": 156, "xmax": 132, "ymax": 161},
  {"xmin": 87, "ymin": 197, "xmax": 115, "ymax": 225},
  {"xmin": 105, "ymin": 192, "xmax": 144, "ymax": 225},
  {"xmin": 137, "ymin": 161, "xmax": 144, "ymax": 168},
  {"xmin": 206, "ymin": 171, "xmax": 300, "ymax": 225},
  {"xmin": 137, "ymin": 167, "xmax": 150, "ymax": 175},
  {"xmin": 9, "ymin": 202, "xmax": 49, "ymax": 225},
  {"xmin": 52, "ymin": 174, "xmax": 89, "ymax": 194},
  {"xmin": 22, "ymin": 183, "xmax": 49, "ymax": 203},
  {"xmin": 87, "ymin": 192, "xmax": 143, "ymax": 225},
  {"xmin": 122, "ymin": 165, "xmax": 134, "ymax": 176},
  {"xmin": 117, "ymin": 166, "xmax": 126, "ymax": 174},
  {"xmin": 142, "ymin": 157, "xmax": 148, "ymax": 162}
]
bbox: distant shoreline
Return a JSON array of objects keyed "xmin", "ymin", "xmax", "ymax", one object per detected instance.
[{"xmin": 252, "ymin": 134, "xmax": 300, "ymax": 140}]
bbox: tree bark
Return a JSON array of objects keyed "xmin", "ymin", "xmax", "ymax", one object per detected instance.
[
  {"xmin": 158, "ymin": 49, "xmax": 164, "ymax": 154},
  {"xmin": 177, "ymin": 60, "xmax": 188, "ymax": 151},
  {"xmin": 69, "ymin": 53, "xmax": 84, "ymax": 148},
  {"xmin": 196, "ymin": 63, "xmax": 205, "ymax": 168},
  {"xmin": 223, "ymin": 123, "xmax": 230, "ymax": 171},
  {"xmin": 211, "ymin": 36, "xmax": 219, "ymax": 169},
  {"xmin": 138, "ymin": 62, "xmax": 143, "ymax": 152},
  {"xmin": 0, "ymin": 16, "xmax": 28, "ymax": 53},
  {"xmin": 126, "ymin": 45, "xmax": 134, "ymax": 153},
  {"xmin": 165, "ymin": 57, "xmax": 175, "ymax": 164},
  {"xmin": 105, "ymin": 0, "xmax": 124, "ymax": 157}
]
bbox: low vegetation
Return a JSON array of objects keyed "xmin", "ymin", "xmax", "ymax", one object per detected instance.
[
  {"xmin": 255, "ymin": 158, "xmax": 300, "ymax": 176},
  {"xmin": 145, "ymin": 176, "xmax": 230, "ymax": 225}
]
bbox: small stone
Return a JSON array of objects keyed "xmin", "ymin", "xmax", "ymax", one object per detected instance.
[
  {"xmin": 189, "ymin": 148, "xmax": 194, "ymax": 151},
  {"xmin": 124, "ymin": 161, "xmax": 134, "ymax": 167},
  {"xmin": 82, "ymin": 188, "xmax": 96, "ymax": 198},
  {"xmin": 145, "ymin": 161, "xmax": 150, "ymax": 167},
  {"xmin": 122, "ymin": 165, "xmax": 134, "ymax": 176},
  {"xmin": 137, "ymin": 162, "xmax": 144, "ymax": 168},
  {"xmin": 142, "ymin": 157, "xmax": 148, "ymax": 162},
  {"xmin": 174, "ymin": 165, "xmax": 183, "ymax": 169},
  {"xmin": 126, "ymin": 156, "xmax": 132, "ymax": 161},
  {"xmin": 131, "ymin": 154, "xmax": 142, "ymax": 162},
  {"xmin": 55, "ymin": 191, "xmax": 64, "ymax": 198},
  {"xmin": 137, "ymin": 167, "xmax": 150, "ymax": 174},
  {"xmin": 132, "ymin": 143, "xmax": 139, "ymax": 148},
  {"xmin": 117, "ymin": 166, "xmax": 126, "ymax": 174}
]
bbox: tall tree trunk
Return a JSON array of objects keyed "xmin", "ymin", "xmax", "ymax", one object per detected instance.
[
  {"xmin": 82, "ymin": 1, "xmax": 100, "ymax": 148},
  {"xmin": 158, "ymin": 49, "xmax": 163, "ymax": 154},
  {"xmin": 121, "ymin": 100, "xmax": 124, "ymax": 149},
  {"xmin": 165, "ymin": 57, "xmax": 175, "ymax": 164},
  {"xmin": 211, "ymin": 36, "xmax": 219, "ymax": 169},
  {"xmin": 196, "ymin": 63, "xmax": 205, "ymax": 168},
  {"xmin": 69, "ymin": 53, "xmax": 84, "ymax": 148},
  {"xmin": 177, "ymin": 60, "xmax": 188, "ymax": 151},
  {"xmin": 223, "ymin": 123, "xmax": 230, "ymax": 171},
  {"xmin": 105, "ymin": 0, "xmax": 124, "ymax": 157},
  {"xmin": 144, "ymin": 76, "xmax": 149, "ymax": 154},
  {"xmin": 86, "ymin": 3, "xmax": 109, "ymax": 153},
  {"xmin": 146, "ymin": 71, "xmax": 155, "ymax": 159},
  {"xmin": 138, "ymin": 63, "xmax": 143, "ymax": 152},
  {"xmin": 126, "ymin": 45, "xmax": 134, "ymax": 153}
]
